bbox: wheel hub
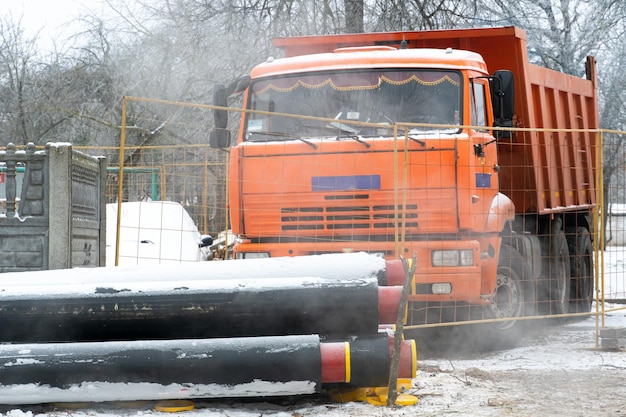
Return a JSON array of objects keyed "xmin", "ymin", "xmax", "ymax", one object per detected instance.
[{"xmin": 489, "ymin": 268, "xmax": 523, "ymax": 329}]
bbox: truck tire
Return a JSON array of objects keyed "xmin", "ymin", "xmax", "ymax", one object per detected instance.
[
  {"xmin": 566, "ymin": 227, "xmax": 594, "ymax": 313},
  {"xmin": 541, "ymin": 218, "xmax": 571, "ymax": 316},
  {"xmin": 483, "ymin": 244, "xmax": 536, "ymax": 348}
]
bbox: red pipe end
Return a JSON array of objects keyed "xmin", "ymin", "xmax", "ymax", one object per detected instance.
[
  {"xmin": 377, "ymin": 286, "xmax": 404, "ymax": 325},
  {"xmin": 385, "ymin": 335, "xmax": 418, "ymax": 379},
  {"xmin": 320, "ymin": 342, "xmax": 350, "ymax": 383},
  {"xmin": 397, "ymin": 339, "xmax": 417, "ymax": 379},
  {"xmin": 384, "ymin": 259, "xmax": 407, "ymax": 287}
]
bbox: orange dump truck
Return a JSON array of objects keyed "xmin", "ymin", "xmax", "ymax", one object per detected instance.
[{"xmin": 210, "ymin": 26, "xmax": 598, "ymax": 342}]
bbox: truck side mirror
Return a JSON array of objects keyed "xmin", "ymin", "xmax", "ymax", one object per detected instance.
[
  {"xmin": 210, "ymin": 77, "xmax": 250, "ymax": 149},
  {"xmin": 225, "ymin": 75, "xmax": 251, "ymax": 97},
  {"xmin": 210, "ymin": 84, "xmax": 230, "ymax": 148},
  {"xmin": 213, "ymin": 84, "xmax": 228, "ymax": 129},
  {"xmin": 210, "ymin": 128, "xmax": 231, "ymax": 148},
  {"xmin": 490, "ymin": 70, "xmax": 515, "ymax": 139},
  {"xmin": 493, "ymin": 70, "xmax": 514, "ymax": 120}
]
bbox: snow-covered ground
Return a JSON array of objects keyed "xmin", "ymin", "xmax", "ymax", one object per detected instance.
[{"xmin": 1, "ymin": 247, "xmax": 625, "ymax": 416}]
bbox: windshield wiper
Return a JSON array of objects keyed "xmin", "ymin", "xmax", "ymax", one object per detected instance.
[
  {"xmin": 293, "ymin": 136, "xmax": 318, "ymax": 149},
  {"xmin": 336, "ymin": 134, "xmax": 371, "ymax": 148},
  {"xmin": 378, "ymin": 112, "xmax": 426, "ymax": 147},
  {"xmin": 406, "ymin": 135, "xmax": 426, "ymax": 147},
  {"xmin": 326, "ymin": 122, "xmax": 371, "ymax": 148},
  {"xmin": 247, "ymin": 131, "xmax": 318, "ymax": 149}
]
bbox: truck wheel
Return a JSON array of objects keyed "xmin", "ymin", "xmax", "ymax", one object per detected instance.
[
  {"xmin": 484, "ymin": 244, "xmax": 535, "ymax": 348},
  {"xmin": 566, "ymin": 227, "xmax": 593, "ymax": 313},
  {"xmin": 543, "ymin": 219, "xmax": 571, "ymax": 316}
]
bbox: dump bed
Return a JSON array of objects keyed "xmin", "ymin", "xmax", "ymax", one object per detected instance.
[{"xmin": 272, "ymin": 26, "xmax": 598, "ymax": 214}]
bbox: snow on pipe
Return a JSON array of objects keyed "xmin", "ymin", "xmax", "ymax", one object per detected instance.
[
  {"xmin": 0, "ymin": 335, "xmax": 415, "ymax": 405},
  {"xmin": 0, "ymin": 252, "xmax": 403, "ymax": 288},
  {"xmin": 0, "ymin": 275, "xmax": 404, "ymax": 343}
]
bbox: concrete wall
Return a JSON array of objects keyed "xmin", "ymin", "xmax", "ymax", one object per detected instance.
[{"xmin": 0, "ymin": 143, "xmax": 106, "ymax": 272}]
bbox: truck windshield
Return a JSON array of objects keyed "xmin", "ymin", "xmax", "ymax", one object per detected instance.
[{"xmin": 245, "ymin": 69, "xmax": 461, "ymax": 142}]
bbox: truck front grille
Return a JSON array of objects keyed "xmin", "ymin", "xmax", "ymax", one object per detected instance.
[{"xmin": 280, "ymin": 196, "xmax": 418, "ymax": 232}]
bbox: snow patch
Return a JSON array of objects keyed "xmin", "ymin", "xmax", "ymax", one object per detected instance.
[
  {"xmin": 3, "ymin": 358, "xmax": 43, "ymax": 367},
  {"xmin": 0, "ymin": 380, "xmax": 318, "ymax": 405}
]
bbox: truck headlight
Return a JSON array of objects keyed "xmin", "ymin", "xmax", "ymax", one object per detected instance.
[
  {"xmin": 432, "ymin": 283, "xmax": 452, "ymax": 294},
  {"xmin": 236, "ymin": 252, "xmax": 270, "ymax": 259},
  {"xmin": 432, "ymin": 250, "xmax": 474, "ymax": 267}
]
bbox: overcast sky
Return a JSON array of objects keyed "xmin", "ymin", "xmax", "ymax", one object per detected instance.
[
  {"xmin": 2, "ymin": 0, "xmax": 109, "ymax": 51},
  {"xmin": 4, "ymin": 0, "xmax": 81, "ymax": 31}
]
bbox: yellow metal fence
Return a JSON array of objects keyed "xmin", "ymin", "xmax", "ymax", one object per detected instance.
[{"xmin": 77, "ymin": 97, "xmax": 626, "ymax": 341}]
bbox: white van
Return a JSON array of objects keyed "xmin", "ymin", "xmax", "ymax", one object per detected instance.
[{"xmin": 106, "ymin": 201, "xmax": 210, "ymax": 266}]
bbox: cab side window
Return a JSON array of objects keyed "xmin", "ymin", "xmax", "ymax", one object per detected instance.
[{"xmin": 471, "ymin": 82, "xmax": 487, "ymax": 130}]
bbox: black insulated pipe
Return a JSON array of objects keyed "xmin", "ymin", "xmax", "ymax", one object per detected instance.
[
  {"xmin": 0, "ymin": 275, "xmax": 386, "ymax": 342},
  {"xmin": 0, "ymin": 335, "xmax": 324, "ymax": 405}
]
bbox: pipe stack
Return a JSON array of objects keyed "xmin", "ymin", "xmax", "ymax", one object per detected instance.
[{"xmin": 0, "ymin": 252, "xmax": 415, "ymax": 405}]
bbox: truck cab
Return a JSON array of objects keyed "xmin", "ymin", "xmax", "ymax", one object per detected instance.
[{"xmin": 223, "ymin": 43, "xmax": 513, "ymax": 302}]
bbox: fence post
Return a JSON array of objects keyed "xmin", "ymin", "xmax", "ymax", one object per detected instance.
[
  {"xmin": 47, "ymin": 143, "xmax": 72, "ymax": 270},
  {"xmin": 98, "ymin": 156, "xmax": 108, "ymax": 267},
  {"xmin": 4, "ymin": 144, "xmax": 17, "ymax": 217}
]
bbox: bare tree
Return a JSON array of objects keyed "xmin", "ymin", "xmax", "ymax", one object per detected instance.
[
  {"xmin": 366, "ymin": 0, "xmax": 477, "ymax": 31},
  {"xmin": 474, "ymin": 0, "xmax": 625, "ymax": 75},
  {"xmin": 345, "ymin": 0, "xmax": 364, "ymax": 32},
  {"xmin": 0, "ymin": 12, "xmax": 125, "ymax": 147},
  {"xmin": 596, "ymin": 19, "xmax": 626, "ymax": 245},
  {"xmin": 0, "ymin": 15, "xmax": 39, "ymax": 145}
]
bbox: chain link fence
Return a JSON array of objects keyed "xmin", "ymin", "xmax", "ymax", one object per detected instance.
[{"xmin": 75, "ymin": 97, "xmax": 626, "ymax": 343}]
